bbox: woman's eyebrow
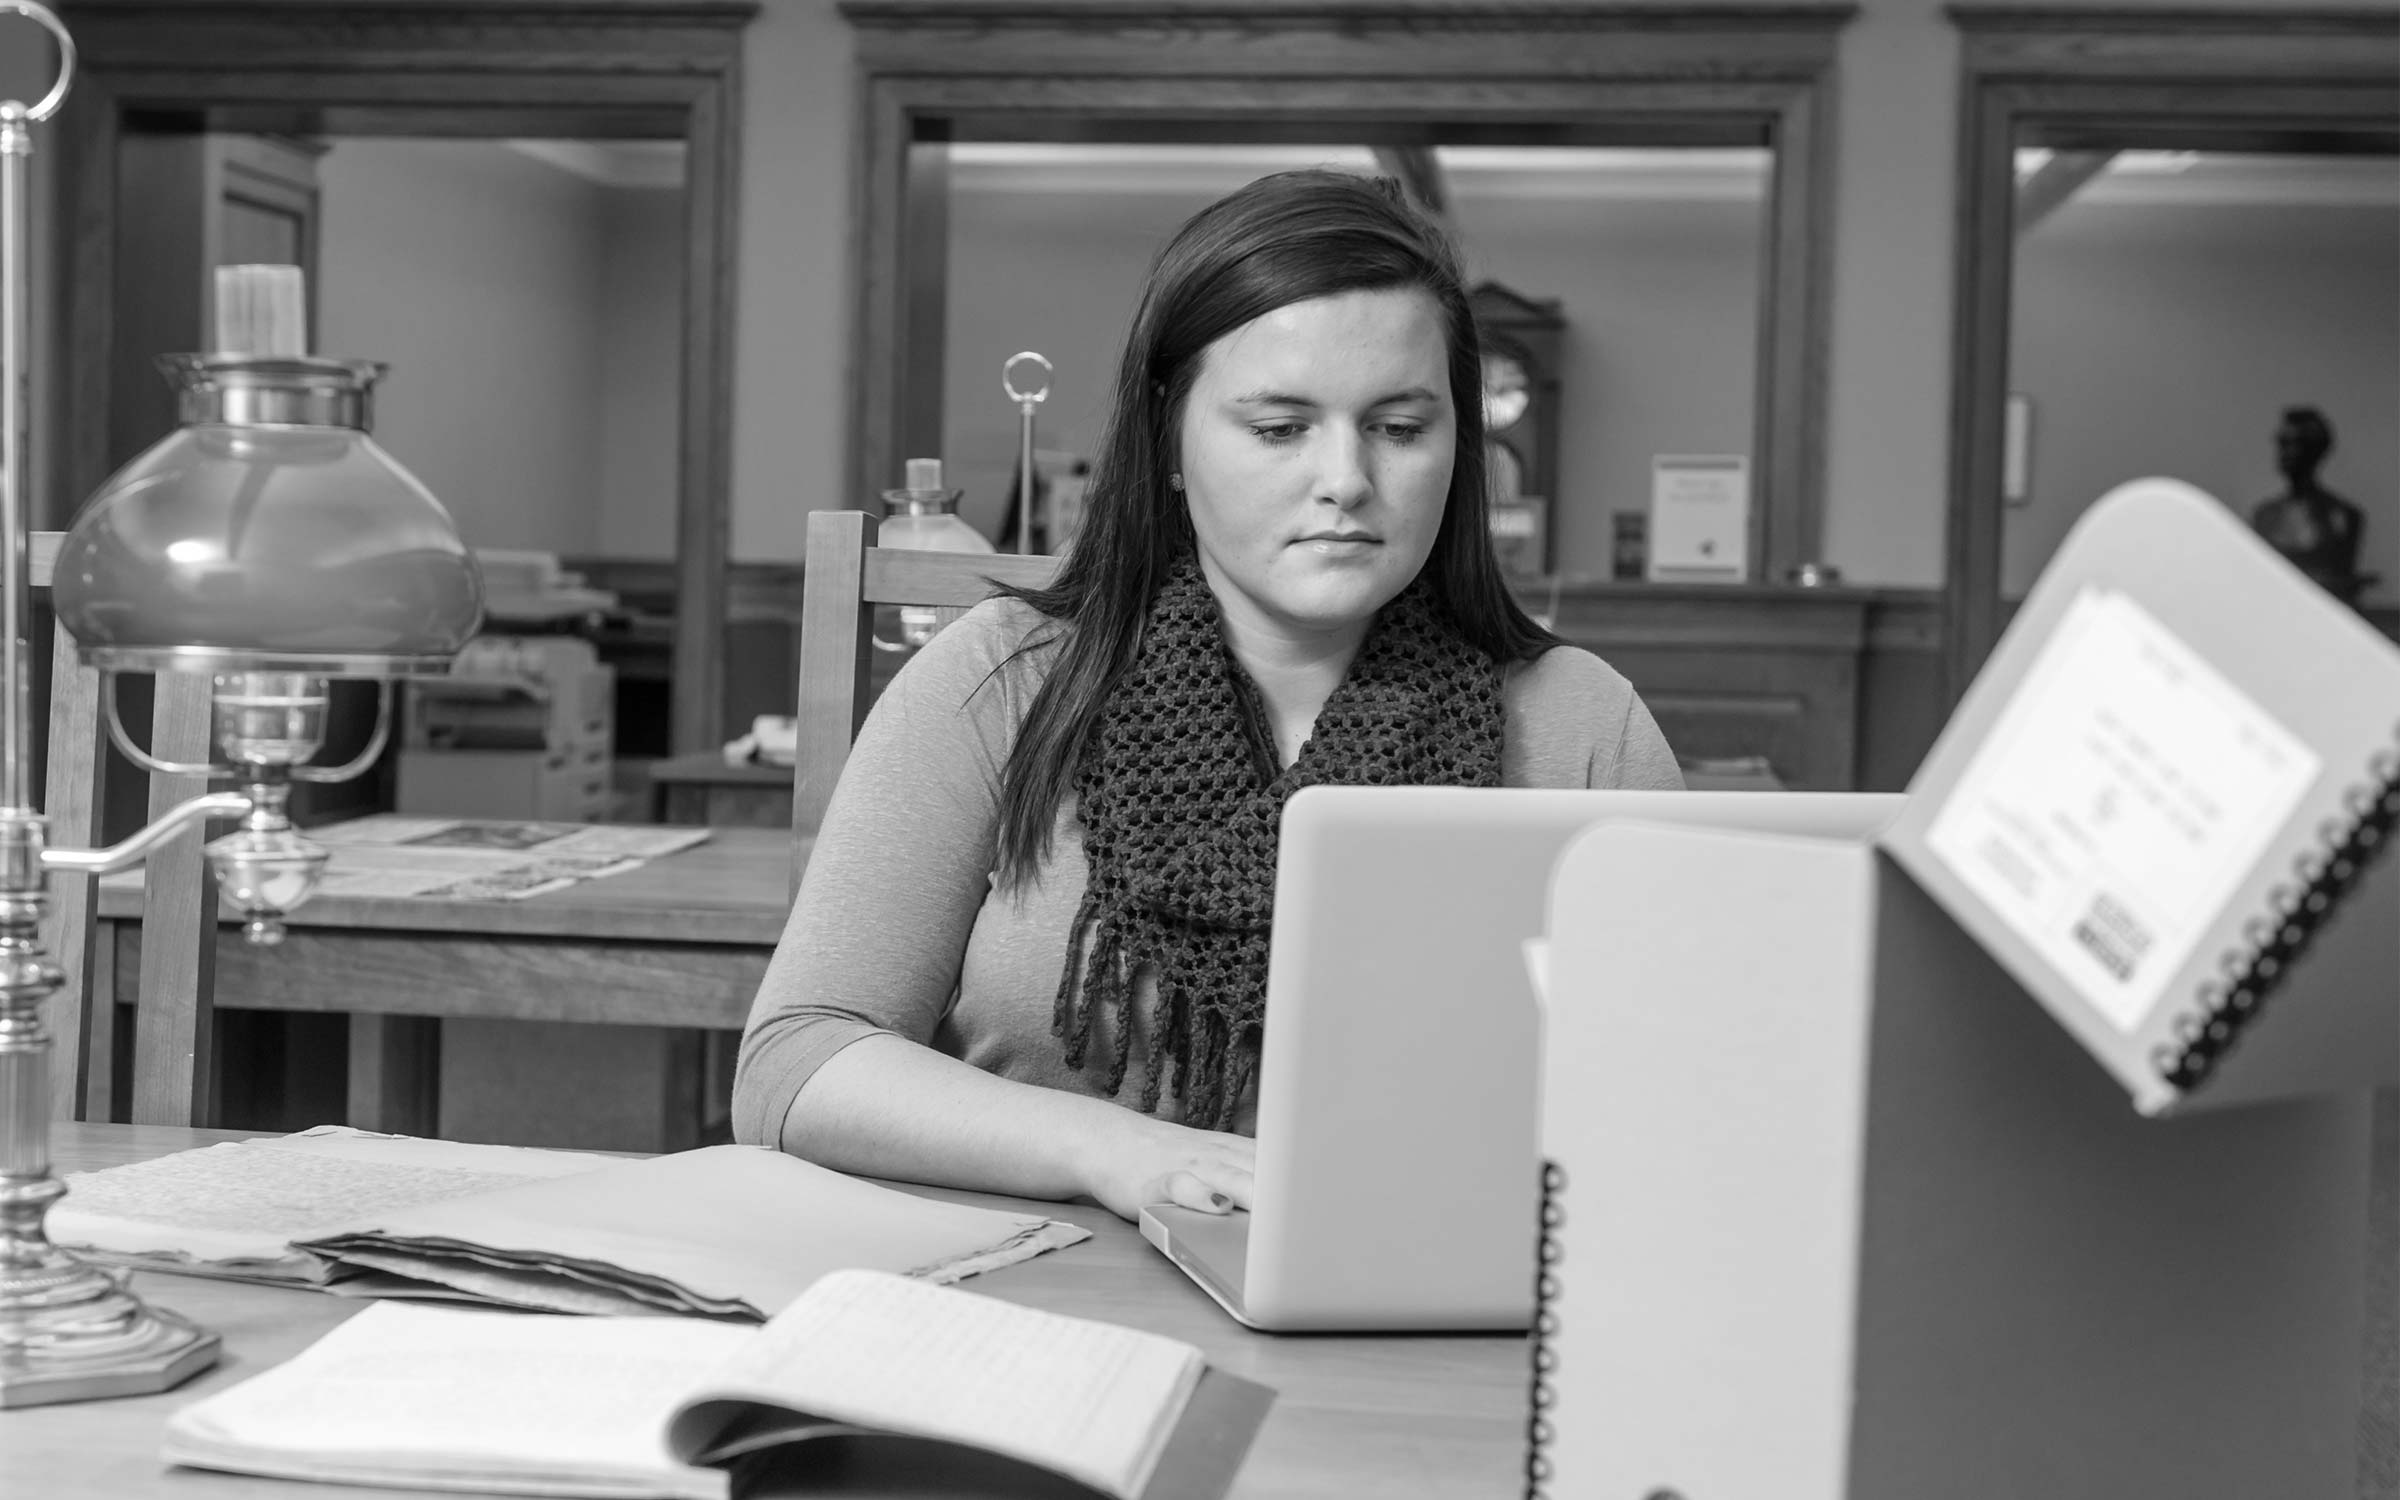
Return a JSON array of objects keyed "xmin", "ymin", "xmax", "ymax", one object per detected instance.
[{"xmin": 1226, "ymin": 385, "xmax": 1442, "ymax": 407}]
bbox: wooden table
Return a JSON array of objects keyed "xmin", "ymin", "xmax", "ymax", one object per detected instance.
[
  {"xmin": 8, "ymin": 1124, "xmax": 1531, "ymax": 1499},
  {"xmin": 95, "ymin": 830, "xmax": 801, "ymax": 1144},
  {"xmin": 647, "ymin": 750, "xmax": 796, "ymax": 828}
]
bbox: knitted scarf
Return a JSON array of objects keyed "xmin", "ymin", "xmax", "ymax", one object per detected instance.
[{"xmin": 1056, "ymin": 553, "xmax": 1505, "ymax": 1129}]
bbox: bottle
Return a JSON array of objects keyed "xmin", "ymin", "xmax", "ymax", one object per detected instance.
[{"xmin": 879, "ymin": 457, "xmax": 994, "ymax": 646}]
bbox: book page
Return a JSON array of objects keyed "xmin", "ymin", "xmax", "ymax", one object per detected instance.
[
  {"xmin": 163, "ymin": 1301, "xmax": 744, "ymax": 1500},
  {"xmin": 673, "ymin": 1269, "xmax": 1204, "ymax": 1500},
  {"xmin": 51, "ymin": 1127, "xmax": 617, "ymax": 1270},
  {"xmin": 1922, "ymin": 588, "xmax": 2321, "ymax": 1031}
]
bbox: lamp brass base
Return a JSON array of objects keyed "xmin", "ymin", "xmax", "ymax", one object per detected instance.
[{"xmin": 0, "ymin": 1244, "xmax": 220, "ymax": 1408}]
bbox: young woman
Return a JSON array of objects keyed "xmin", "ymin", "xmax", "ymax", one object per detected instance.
[{"xmin": 734, "ymin": 171, "xmax": 1680, "ymax": 1221}]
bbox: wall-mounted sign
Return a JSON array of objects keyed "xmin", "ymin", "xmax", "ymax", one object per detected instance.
[{"xmin": 1647, "ymin": 455, "xmax": 1749, "ymax": 583}]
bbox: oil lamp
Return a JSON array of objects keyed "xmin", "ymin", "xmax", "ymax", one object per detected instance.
[{"xmin": 0, "ymin": 0, "xmax": 482, "ymax": 1405}]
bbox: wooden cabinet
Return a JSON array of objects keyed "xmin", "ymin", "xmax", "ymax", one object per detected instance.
[{"xmin": 1527, "ymin": 583, "xmax": 1945, "ymax": 794}]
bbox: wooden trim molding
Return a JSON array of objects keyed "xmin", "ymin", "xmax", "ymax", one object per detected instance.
[
  {"xmin": 1940, "ymin": 5, "xmax": 2400, "ymax": 702},
  {"xmin": 839, "ymin": 0, "xmax": 1854, "ymax": 585},
  {"xmin": 50, "ymin": 0, "xmax": 756, "ymax": 753}
]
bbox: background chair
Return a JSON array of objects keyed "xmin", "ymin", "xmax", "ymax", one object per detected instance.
[
  {"xmin": 789, "ymin": 510, "xmax": 1058, "ymax": 892},
  {"xmin": 36, "ymin": 530, "xmax": 222, "ymax": 1126}
]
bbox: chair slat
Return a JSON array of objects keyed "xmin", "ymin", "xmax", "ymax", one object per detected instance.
[
  {"xmin": 129, "ymin": 671, "xmax": 220, "ymax": 1126},
  {"xmin": 791, "ymin": 511, "xmax": 875, "ymax": 890},
  {"xmin": 789, "ymin": 516, "xmax": 1068, "ymax": 893},
  {"xmin": 41, "ymin": 613, "xmax": 106, "ymax": 1119},
  {"xmin": 862, "ymin": 547, "xmax": 1057, "ymax": 606}
]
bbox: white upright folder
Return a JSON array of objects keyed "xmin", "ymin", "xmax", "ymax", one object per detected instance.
[{"xmin": 1529, "ymin": 480, "xmax": 2394, "ymax": 1500}]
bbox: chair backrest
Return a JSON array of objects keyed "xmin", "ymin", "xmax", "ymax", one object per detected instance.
[
  {"xmin": 36, "ymin": 531, "xmax": 222, "ymax": 1125},
  {"xmin": 790, "ymin": 510, "xmax": 1059, "ymax": 892}
]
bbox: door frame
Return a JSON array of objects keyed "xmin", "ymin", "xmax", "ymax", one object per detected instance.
[
  {"xmin": 49, "ymin": 0, "xmax": 756, "ymax": 752},
  {"xmin": 1942, "ymin": 5, "xmax": 2400, "ymax": 701},
  {"xmin": 841, "ymin": 0, "xmax": 1855, "ymax": 586}
]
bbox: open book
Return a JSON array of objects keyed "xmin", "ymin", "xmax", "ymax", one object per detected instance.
[
  {"xmin": 164, "ymin": 1269, "xmax": 1274, "ymax": 1500},
  {"xmin": 52, "ymin": 1128, "xmax": 1087, "ymax": 1316}
]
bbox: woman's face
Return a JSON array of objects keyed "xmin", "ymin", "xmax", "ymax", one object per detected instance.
[{"xmin": 1175, "ymin": 286, "xmax": 1455, "ymax": 646}]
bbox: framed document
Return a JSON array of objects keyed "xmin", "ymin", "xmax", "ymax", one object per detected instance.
[{"xmin": 1647, "ymin": 455, "xmax": 1749, "ymax": 582}]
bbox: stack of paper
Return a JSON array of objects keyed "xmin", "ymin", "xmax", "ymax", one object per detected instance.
[
  {"xmin": 51, "ymin": 1127, "xmax": 617, "ymax": 1286},
  {"xmin": 53, "ymin": 1128, "xmax": 1090, "ymax": 1318},
  {"xmin": 296, "ymin": 1144, "xmax": 1089, "ymax": 1319}
]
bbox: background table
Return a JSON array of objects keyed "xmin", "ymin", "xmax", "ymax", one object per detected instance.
[
  {"xmin": 646, "ymin": 751, "xmax": 795, "ymax": 828},
  {"xmin": 12, "ymin": 1124, "xmax": 1532, "ymax": 1499},
  {"xmin": 93, "ymin": 830, "xmax": 801, "ymax": 1149}
]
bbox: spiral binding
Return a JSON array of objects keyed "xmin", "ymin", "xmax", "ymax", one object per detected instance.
[
  {"xmin": 1524, "ymin": 1158, "xmax": 1565, "ymax": 1500},
  {"xmin": 2153, "ymin": 725, "xmax": 2400, "ymax": 1092}
]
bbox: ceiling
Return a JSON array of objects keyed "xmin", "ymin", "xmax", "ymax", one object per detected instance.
[
  {"xmin": 948, "ymin": 142, "xmax": 2395, "ymax": 209},
  {"xmin": 492, "ymin": 138, "xmax": 2396, "ymax": 210},
  {"xmin": 503, "ymin": 139, "xmax": 687, "ymax": 189},
  {"xmin": 2013, "ymin": 149, "xmax": 2399, "ymax": 208}
]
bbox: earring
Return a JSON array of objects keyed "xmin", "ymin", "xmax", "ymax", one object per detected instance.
[{"xmin": 1168, "ymin": 472, "xmax": 1185, "ymax": 492}]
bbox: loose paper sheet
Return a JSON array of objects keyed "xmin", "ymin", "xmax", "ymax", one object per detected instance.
[
  {"xmin": 305, "ymin": 816, "xmax": 714, "ymax": 900},
  {"xmin": 51, "ymin": 1126, "xmax": 618, "ymax": 1275},
  {"xmin": 97, "ymin": 817, "xmax": 714, "ymax": 901},
  {"xmin": 1923, "ymin": 588, "xmax": 2321, "ymax": 1031}
]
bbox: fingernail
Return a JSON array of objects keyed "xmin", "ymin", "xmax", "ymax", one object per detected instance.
[{"xmin": 1208, "ymin": 1193, "xmax": 1231, "ymax": 1211}]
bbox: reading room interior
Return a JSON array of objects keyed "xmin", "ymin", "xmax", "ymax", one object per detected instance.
[{"xmin": 3, "ymin": 3, "xmax": 2395, "ymax": 1498}]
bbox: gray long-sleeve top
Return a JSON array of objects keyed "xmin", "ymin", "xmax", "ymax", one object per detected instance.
[{"xmin": 732, "ymin": 597, "xmax": 1683, "ymax": 1148}]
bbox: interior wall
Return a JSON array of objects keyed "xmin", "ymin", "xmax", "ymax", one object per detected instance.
[
  {"xmin": 2007, "ymin": 198, "xmax": 2400, "ymax": 601},
  {"xmin": 1454, "ymin": 190, "xmax": 1762, "ymax": 577},
  {"xmin": 939, "ymin": 179, "xmax": 1763, "ymax": 579},
  {"xmin": 732, "ymin": 0, "xmax": 859, "ymax": 560},
  {"xmin": 939, "ymin": 186, "xmax": 1181, "ymax": 547},
  {"xmin": 595, "ymin": 184, "xmax": 686, "ymax": 560},
  {"xmin": 731, "ymin": 0, "xmax": 2395, "ymax": 585},
  {"xmin": 318, "ymin": 139, "xmax": 607, "ymax": 554}
]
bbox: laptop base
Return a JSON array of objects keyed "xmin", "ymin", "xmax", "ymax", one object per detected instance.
[{"xmin": 1140, "ymin": 1207, "xmax": 1258, "ymax": 1329}]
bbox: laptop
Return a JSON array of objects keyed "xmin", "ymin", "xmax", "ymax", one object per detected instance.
[{"xmin": 1139, "ymin": 785, "xmax": 1903, "ymax": 1332}]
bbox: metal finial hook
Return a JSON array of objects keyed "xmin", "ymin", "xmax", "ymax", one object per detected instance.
[
  {"xmin": 1002, "ymin": 350, "xmax": 1052, "ymax": 408},
  {"xmin": 0, "ymin": 1, "xmax": 76, "ymax": 123}
]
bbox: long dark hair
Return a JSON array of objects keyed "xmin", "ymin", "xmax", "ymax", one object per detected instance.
[{"xmin": 991, "ymin": 169, "xmax": 1561, "ymax": 887}]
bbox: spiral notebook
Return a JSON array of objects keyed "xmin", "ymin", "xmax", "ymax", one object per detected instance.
[{"xmin": 1881, "ymin": 477, "xmax": 2400, "ymax": 1115}]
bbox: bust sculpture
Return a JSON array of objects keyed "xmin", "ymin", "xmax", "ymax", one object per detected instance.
[{"xmin": 2251, "ymin": 406, "xmax": 2369, "ymax": 605}]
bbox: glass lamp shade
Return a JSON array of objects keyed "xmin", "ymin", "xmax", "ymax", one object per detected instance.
[{"xmin": 53, "ymin": 355, "xmax": 484, "ymax": 677}]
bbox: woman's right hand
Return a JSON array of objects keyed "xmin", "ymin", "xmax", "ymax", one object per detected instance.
[{"xmin": 1079, "ymin": 1114, "xmax": 1256, "ymax": 1223}]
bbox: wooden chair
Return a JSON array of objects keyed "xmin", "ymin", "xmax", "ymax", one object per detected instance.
[
  {"xmin": 34, "ymin": 531, "xmax": 223, "ymax": 1126},
  {"xmin": 790, "ymin": 510, "xmax": 1059, "ymax": 892}
]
